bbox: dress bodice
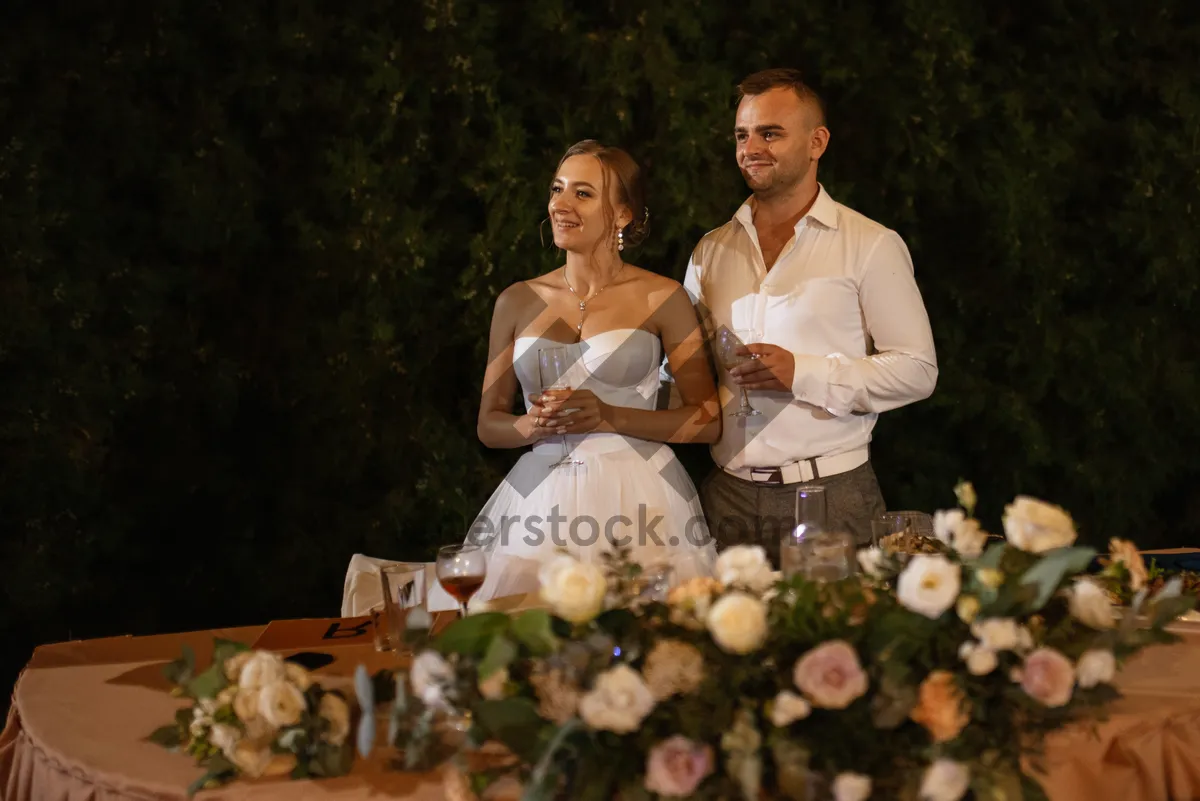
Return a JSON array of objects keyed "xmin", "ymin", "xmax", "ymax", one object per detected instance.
[{"xmin": 512, "ymin": 328, "xmax": 662, "ymax": 413}]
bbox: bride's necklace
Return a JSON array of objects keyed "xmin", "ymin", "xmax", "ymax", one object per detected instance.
[{"xmin": 564, "ymin": 262, "xmax": 624, "ymax": 333}]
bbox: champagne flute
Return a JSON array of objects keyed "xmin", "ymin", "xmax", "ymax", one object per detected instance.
[
  {"xmin": 538, "ymin": 345, "xmax": 586, "ymax": 469},
  {"xmin": 436, "ymin": 545, "xmax": 488, "ymax": 618},
  {"xmin": 715, "ymin": 328, "xmax": 762, "ymax": 417}
]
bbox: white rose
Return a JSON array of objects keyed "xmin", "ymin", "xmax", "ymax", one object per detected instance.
[
  {"xmin": 919, "ymin": 759, "xmax": 971, "ymax": 801},
  {"xmin": 857, "ymin": 547, "xmax": 885, "ymax": 578},
  {"xmin": 970, "ymin": 618, "xmax": 1022, "ymax": 651},
  {"xmin": 769, "ymin": 691, "xmax": 812, "ymax": 727},
  {"xmin": 958, "ymin": 641, "xmax": 998, "ymax": 676},
  {"xmin": 259, "ymin": 680, "xmax": 306, "ymax": 728},
  {"xmin": 933, "ymin": 509, "xmax": 965, "ymax": 545},
  {"xmin": 319, "ymin": 693, "xmax": 351, "ymax": 745},
  {"xmin": 285, "ymin": 662, "xmax": 312, "ymax": 691},
  {"xmin": 1003, "ymin": 496, "xmax": 1077, "ymax": 553},
  {"xmin": 1068, "ymin": 579, "xmax": 1116, "ymax": 630},
  {"xmin": 1076, "ymin": 649, "xmax": 1116, "ymax": 689},
  {"xmin": 238, "ymin": 652, "xmax": 286, "ymax": 690},
  {"xmin": 897, "ymin": 555, "xmax": 961, "ymax": 619},
  {"xmin": 578, "ymin": 665, "xmax": 655, "ymax": 734},
  {"xmin": 715, "ymin": 545, "xmax": 776, "ymax": 593},
  {"xmin": 538, "ymin": 555, "xmax": 607, "ymax": 624},
  {"xmin": 833, "ymin": 772, "xmax": 873, "ymax": 801},
  {"xmin": 706, "ymin": 592, "xmax": 768, "ymax": 654},
  {"xmin": 411, "ymin": 650, "xmax": 455, "ymax": 708},
  {"xmin": 209, "ymin": 722, "xmax": 239, "ymax": 753}
]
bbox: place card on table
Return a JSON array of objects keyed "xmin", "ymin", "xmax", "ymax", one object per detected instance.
[{"xmin": 252, "ymin": 616, "xmax": 376, "ymax": 651}]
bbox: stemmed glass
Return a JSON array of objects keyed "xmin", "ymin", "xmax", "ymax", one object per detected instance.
[
  {"xmin": 435, "ymin": 545, "xmax": 488, "ymax": 618},
  {"xmin": 715, "ymin": 328, "xmax": 762, "ymax": 418},
  {"xmin": 538, "ymin": 345, "xmax": 586, "ymax": 469}
]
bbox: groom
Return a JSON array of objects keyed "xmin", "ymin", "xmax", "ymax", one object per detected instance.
[{"xmin": 682, "ymin": 68, "xmax": 938, "ymax": 563}]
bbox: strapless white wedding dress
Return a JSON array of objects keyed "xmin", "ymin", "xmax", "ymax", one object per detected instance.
[{"xmin": 467, "ymin": 328, "xmax": 717, "ymax": 601}]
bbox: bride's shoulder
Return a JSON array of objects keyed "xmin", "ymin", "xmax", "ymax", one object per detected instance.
[
  {"xmin": 496, "ymin": 272, "xmax": 559, "ymax": 307},
  {"xmin": 622, "ymin": 264, "xmax": 683, "ymax": 294}
]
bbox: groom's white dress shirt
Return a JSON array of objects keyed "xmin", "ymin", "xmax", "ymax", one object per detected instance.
[{"xmin": 682, "ymin": 184, "xmax": 938, "ymax": 481}]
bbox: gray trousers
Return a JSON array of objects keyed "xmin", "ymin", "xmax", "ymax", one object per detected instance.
[{"xmin": 698, "ymin": 461, "xmax": 886, "ymax": 567}]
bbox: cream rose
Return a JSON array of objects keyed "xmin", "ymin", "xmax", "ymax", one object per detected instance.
[
  {"xmin": 238, "ymin": 652, "xmax": 286, "ymax": 690},
  {"xmin": 792, "ymin": 640, "xmax": 869, "ymax": 709},
  {"xmin": 1108, "ymin": 538, "xmax": 1148, "ymax": 591},
  {"xmin": 411, "ymin": 650, "xmax": 455, "ymax": 708},
  {"xmin": 897, "ymin": 555, "xmax": 961, "ymax": 619},
  {"xmin": 957, "ymin": 642, "xmax": 998, "ymax": 676},
  {"xmin": 1003, "ymin": 496, "xmax": 1077, "ymax": 553},
  {"xmin": 284, "ymin": 662, "xmax": 312, "ymax": 691},
  {"xmin": 970, "ymin": 618, "xmax": 1024, "ymax": 651},
  {"xmin": 233, "ymin": 687, "xmax": 259, "ymax": 722},
  {"xmin": 919, "ymin": 759, "xmax": 970, "ymax": 801},
  {"xmin": 319, "ymin": 692, "xmax": 351, "ymax": 745},
  {"xmin": 538, "ymin": 555, "xmax": 607, "ymax": 624},
  {"xmin": 933, "ymin": 509, "xmax": 965, "ymax": 545},
  {"xmin": 1068, "ymin": 579, "xmax": 1115, "ymax": 630},
  {"xmin": 769, "ymin": 691, "xmax": 812, "ymax": 727},
  {"xmin": 227, "ymin": 740, "xmax": 274, "ymax": 778},
  {"xmin": 208, "ymin": 722, "xmax": 239, "ymax": 753},
  {"xmin": 223, "ymin": 651, "xmax": 253, "ymax": 682},
  {"xmin": 578, "ymin": 665, "xmax": 655, "ymax": 734},
  {"xmin": 952, "ymin": 518, "xmax": 988, "ymax": 560},
  {"xmin": 667, "ymin": 577, "xmax": 723, "ymax": 629},
  {"xmin": 259, "ymin": 680, "xmax": 306, "ymax": 728},
  {"xmin": 857, "ymin": 547, "xmax": 886, "ymax": 578},
  {"xmin": 706, "ymin": 592, "xmax": 768, "ymax": 654},
  {"xmin": 715, "ymin": 545, "xmax": 776, "ymax": 593},
  {"xmin": 833, "ymin": 772, "xmax": 873, "ymax": 801},
  {"xmin": 1076, "ymin": 649, "xmax": 1116, "ymax": 689}
]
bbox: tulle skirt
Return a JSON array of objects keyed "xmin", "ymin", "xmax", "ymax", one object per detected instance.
[{"xmin": 466, "ymin": 432, "xmax": 717, "ymax": 602}]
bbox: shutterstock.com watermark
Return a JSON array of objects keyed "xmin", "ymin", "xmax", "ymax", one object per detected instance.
[{"xmin": 464, "ymin": 504, "xmax": 801, "ymax": 549}]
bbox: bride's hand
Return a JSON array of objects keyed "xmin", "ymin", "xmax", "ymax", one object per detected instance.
[
  {"xmin": 522, "ymin": 391, "xmax": 569, "ymax": 439},
  {"xmin": 539, "ymin": 388, "xmax": 612, "ymax": 435}
]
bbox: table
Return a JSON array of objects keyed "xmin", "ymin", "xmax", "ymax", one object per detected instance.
[{"xmin": 3, "ymin": 609, "xmax": 1200, "ymax": 801}]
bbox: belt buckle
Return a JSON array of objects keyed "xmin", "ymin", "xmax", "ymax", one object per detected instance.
[{"xmin": 750, "ymin": 468, "xmax": 784, "ymax": 486}]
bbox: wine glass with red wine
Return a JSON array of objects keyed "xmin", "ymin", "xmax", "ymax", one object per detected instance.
[{"xmin": 436, "ymin": 545, "xmax": 487, "ymax": 617}]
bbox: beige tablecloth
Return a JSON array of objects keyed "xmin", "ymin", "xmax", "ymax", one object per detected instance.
[{"xmin": 3, "ymin": 611, "xmax": 1200, "ymax": 800}]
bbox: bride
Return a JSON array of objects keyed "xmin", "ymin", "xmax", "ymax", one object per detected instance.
[{"xmin": 468, "ymin": 140, "xmax": 721, "ymax": 601}]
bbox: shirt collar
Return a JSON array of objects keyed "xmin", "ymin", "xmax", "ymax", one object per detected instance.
[{"xmin": 733, "ymin": 183, "xmax": 840, "ymax": 231}]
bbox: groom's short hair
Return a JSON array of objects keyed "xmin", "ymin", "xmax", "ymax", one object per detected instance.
[{"xmin": 737, "ymin": 68, "xmax": 827, "ymax": 127}]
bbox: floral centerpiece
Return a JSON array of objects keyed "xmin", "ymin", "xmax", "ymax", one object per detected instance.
[
  {"xmin": 361, "ymin": 482, "xmax": 1195, "ymax": 801},
  {"xmin": 1095, "ymin": 536, "xmax": 1200, "ymax": 606},
  {"xmin": 148, "ymin": 639, "xmax": 354, "ymax": 795}
]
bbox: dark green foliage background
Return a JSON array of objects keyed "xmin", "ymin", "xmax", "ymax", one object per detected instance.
[{"xmin": 2, "ymin": 0, "xmax": 1198, "ymax": 695}]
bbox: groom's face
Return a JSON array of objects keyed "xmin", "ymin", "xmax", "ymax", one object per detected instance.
[{"xmin": 735, "ymin": 87, "xmax": 820, "ymax": 197}]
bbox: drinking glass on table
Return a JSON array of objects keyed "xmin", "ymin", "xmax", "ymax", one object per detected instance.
[
  {"xmin": 375, "ymin": 564, "xmax": 427, "ymax": 652},
  {"xmin": 781, "ymin": 484, "xmax": 828, "ymax": 579},
  {"xmin": 538, "ymin": 345, "xmax": 586, "ymax": 469},
  {"xmin": 436, "ymin": 545, "xmax": 488, "ymax": 618},
  {"xmin": 715, "ymin": 328, "xmax": 762, "ymax": 418}
]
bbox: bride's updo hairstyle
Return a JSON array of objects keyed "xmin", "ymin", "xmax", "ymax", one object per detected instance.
[{"xmin": 556, "ymin": 139, "xmax": 650, "ymax": 248}]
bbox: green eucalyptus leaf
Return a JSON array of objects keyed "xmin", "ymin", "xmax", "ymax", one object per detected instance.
[
  {"xmin": 148, "ymin": 724, "xmax": 184, "ymax": 749},
  {"xmin": 1019, "ymin": 547, "xmax": 1097, "ymax": 610},
  {"xmin": 472, "ymin": 698, "xmax": 550, "ymax": 763},
  {"xmin": 511, "ymin": 608, "xmax": 558, "ymax": 655},
  {"xmin": 478, "ymin": 633, "xmax": 518, "ymax": 679},
  {"xmin": 434, "ymin": 612, "xmax": 511, "ymax": 657},
  {"xmin": 185, "ymin": 663, "xmax": 228, "ymax": 700}
]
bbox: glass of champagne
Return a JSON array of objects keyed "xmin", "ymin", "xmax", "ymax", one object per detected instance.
[
  {"xmin": 538, "ymin": 345, "xmax": 586, "ymax": 469},
  {"xmin": 715, "ymin": 328, "xmax": 762, "ymax": 417},
  {"xmin": 436, "ymin": 545, "xmax": 488, "ymax": 618}
]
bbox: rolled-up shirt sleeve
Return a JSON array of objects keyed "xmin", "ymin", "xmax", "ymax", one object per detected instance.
[{"xmin": 790, "ymin": 230, "xmax": 938, "ymax": 415}]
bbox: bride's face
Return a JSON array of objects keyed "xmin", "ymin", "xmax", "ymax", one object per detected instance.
[{"xmin": 548, "ymin": 155, "xmax": 627, "ymax": 253}]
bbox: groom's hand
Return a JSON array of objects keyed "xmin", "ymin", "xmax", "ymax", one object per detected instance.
[{"xmin": 730, "ymin": 343, "xmax": 795, "ymax": 392}]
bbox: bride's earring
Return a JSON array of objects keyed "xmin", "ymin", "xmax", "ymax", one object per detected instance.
[{"xmin": 617, "ymin": 229, "xmax": 624, "ymax": 252}]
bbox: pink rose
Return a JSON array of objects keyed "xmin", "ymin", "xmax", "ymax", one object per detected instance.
[
  {"xmin": 1017, "ymin": 647, "xmax": 1075, "ymax": 707},
  {"xmin": 644, "ymin": 736, "xmax": 714, "ymax": 797},
  {"xmin": 792, "ymin": 641, "xmax": 869, "ymax": 709}
]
